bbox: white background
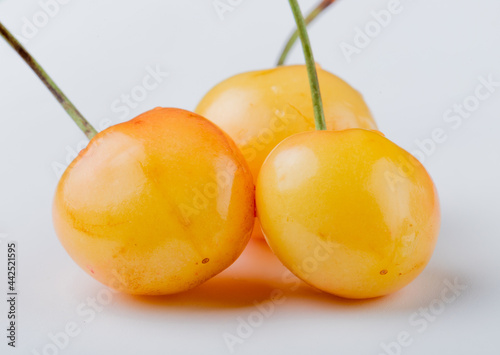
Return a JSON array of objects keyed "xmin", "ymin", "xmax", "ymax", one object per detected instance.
[{"xmin": 1, "ymin": 0, "xmax": 500, "ymax": 354}]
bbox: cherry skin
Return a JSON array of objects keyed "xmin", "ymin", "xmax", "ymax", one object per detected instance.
[
  {"xmin": 53, "ymin": 108, "xmax": 255, "ymax": 295},
  {"xmin": 256, "ymin": 129, "xmax": 440, "ymax": 299},
  {"xmin": 196, "ymin": 64, "xmax": 377, "ymax": 238}
]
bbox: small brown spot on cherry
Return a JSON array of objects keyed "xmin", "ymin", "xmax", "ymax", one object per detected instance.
[
  {"xmin": 202, "ymin": 258, "xmax": 209, "ymax": 264},
  {"xmin": 380, "ymin": 269, "xmax": 388, "ymax": 275}
]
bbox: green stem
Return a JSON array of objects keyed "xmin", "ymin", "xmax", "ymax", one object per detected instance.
[
  {"xmin": 0, "ymin": 21, "xmax": 97, "ymax": 140},
  {"xmin": 288, "ymin": 0, "xmax": 326, "ymax": 131},
  {"xmin": 278, "ymin": 0, "xmax": 336, "ymax": 66}
]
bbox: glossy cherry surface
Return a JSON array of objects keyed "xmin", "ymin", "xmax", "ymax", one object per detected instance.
[
  {"xmin": 197, "ymin": 64, "xmax": 377, "ymax": 238},
  {"xmin": 256, "ymin": 129, "xmax": 440, "ymax": 299},
  {"xmin": 53, "ymin": 108, "xmax": 255, "ymax": 295}
]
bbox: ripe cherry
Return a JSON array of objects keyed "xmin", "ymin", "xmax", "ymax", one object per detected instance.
[
  {"xmin": 256, "ymin": 129, "xmax": 440, "ymax": 298},
  {"xmin": 255, "ymin": 0, "xmax": 440, "ymax": 298},
  {"xmin": 196, "ymin": 64, "xmax": 376, "ymax": 239},
  {"xmin": 53, "ymin": 108, "xmax": 255, "ymax": 295},
  {"xmin": 0, "ymin": 22, "xmax": 254, "ymax": 295}
]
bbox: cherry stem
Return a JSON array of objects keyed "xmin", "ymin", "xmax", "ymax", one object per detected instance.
[
  {"xmin": 0, "ymin": 21, "xmax": 97, "ymax": 140},
  {"xmin": 277, "ymin": 0, "xmax": 336, "ymax": 66},
  {"xmin": 288, "ymin": 0, "xmax": 326, "ymax": 131}
]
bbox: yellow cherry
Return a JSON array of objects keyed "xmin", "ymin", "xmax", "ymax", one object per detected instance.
[
  {"xmin": 196, "ymin": 64, "xmax": 377, "ymax": 238},
  {"xmin": 53, "ymin": 108, "xmax": 255, "ymax": 295},
  {"xmin": 256, "ymin": 129, "xmax": 440, "ymax": 299}
]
